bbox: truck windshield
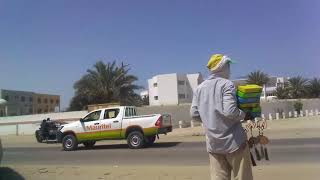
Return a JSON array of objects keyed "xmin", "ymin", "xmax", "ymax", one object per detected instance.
[{"xmin": 83, "ymin": 110, "xmax": 101, "ymax": 122}]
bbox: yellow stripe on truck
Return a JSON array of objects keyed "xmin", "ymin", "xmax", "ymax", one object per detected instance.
[
  {"xmin": 143, "ymin": 127, "xmax": 158, "ymax": 136},
  {"xmin": 77, "ymin": 129, "xmax": 121, "ymax": 141},
  {"xmin": 77, "ymin": 127, "xmax": 159, "ymax": 141}
]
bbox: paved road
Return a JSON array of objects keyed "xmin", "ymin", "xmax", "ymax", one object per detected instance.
[{"xmin": 3, "ymin": 138, "xmax": 320, "ymax": 166}]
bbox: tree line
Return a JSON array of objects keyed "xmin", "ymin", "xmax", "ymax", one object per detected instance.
[
  {"xmin": 68, "ymin": 61, "xmax": 145, "ymax": 111},
  {"xmin": 246, "ymin": 70, "xmax": 320, "ymax": 99},
  {"xmin": 68, "ymin": 61, "xmax": 320, "ymax": 111}
]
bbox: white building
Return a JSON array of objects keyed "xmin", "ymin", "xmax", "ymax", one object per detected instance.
[
  {"xmin": 148, "ymin": 73, "xmax": 203, "ymax": 106},
  {"xmin": 264, "ymin": 77, "xmax": 289, "ymax": 96}
]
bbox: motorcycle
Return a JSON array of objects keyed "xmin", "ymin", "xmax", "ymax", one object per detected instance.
[{"xmin": 35, "ymin": 118, "xmax": 65, "ymax": 143}]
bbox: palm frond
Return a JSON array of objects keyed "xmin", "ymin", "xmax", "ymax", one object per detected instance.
[{"xmin": 69, "ymin": 60, "xmax": 141, "ymax": 110}]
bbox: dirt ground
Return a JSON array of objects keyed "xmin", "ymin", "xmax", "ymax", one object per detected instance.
[
  {"xmin": 2, "ymin": 164, "xmax": 320, "ymax": 180},
  {"xmin": 1, "ymin": 116, "xmax": 320, "ymax": 180}
]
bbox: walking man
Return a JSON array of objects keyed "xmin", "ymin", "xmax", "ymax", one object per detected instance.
[{"xmin": 190, "ymin": 54, "xmax": 253, "ymax": 180}]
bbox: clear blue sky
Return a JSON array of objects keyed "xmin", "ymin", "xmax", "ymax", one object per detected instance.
[{"xmin": 0, "ymin": 0, "xmax": 319, "ymax": 109}]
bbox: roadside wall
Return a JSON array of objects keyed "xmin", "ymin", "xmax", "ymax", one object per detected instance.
[
  {"xmin": 0, "ymin": 125, "xmax": 16, "ymax": 135},
  {"xmin": 0, "ymin": 111, "xmax": 87, "ymax": 124},
  {"xmin": 137, "ymin": 104, "xmax": 193, "ymax": 128},
  {"xmin": 260, "ymin": 98, "xmax": 320, "ymax": 115},
  {"xmin": 137, "ymin": 98, "xmax": 320, "ymax": 126},
  {"xmin": 0, "ymin": 111, "xmax": 87, "ymax": 136}
]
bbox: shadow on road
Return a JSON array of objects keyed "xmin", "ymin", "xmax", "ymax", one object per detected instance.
[
  {"xmin": 77, "ymin": 142, "xmax": 182, "ymax": 151},
  {"xmin": 150, "ymin": 142, "xmax": 182, "ymax": 148},
  {"xmin": 0, "ymin": 167, "xmax": 25, "ymax": 180},
  {"xmin": 34, "ymin": 141, "xmax": 58, "ymax": 145}
]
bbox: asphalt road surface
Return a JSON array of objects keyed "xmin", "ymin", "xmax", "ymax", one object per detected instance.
[{"xmin": 3, "ymin": 138, "xmax": 320, "ymax": 166}]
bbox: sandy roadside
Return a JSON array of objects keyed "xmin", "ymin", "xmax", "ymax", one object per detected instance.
[
  {"xmin": 1, "ymin": 116, "xmax": 320, "ymax": 180},
  {"xmin": 1, "ymin": 164, "xmax": 320, "ymax": 180}
]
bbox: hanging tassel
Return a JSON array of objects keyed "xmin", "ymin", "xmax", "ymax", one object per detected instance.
[
  {"xmin": 260, "ymin": 145, "xmax": 265, "ymax": 159},
  {"xmin": 264, "ymin": 147, "xmax": 269, "ymax": 161},
  {"xmin": 250, "ymin": 152, "xmax": 257, "ymax": 166},
  {"xmin": 254, "ymin": 146, "xmax": 261, "ymax": 161}
]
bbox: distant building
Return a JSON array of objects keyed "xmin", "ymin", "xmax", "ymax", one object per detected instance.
[
  {"xmin": 232, "ymin": 76, "xmax": 290, "ymax": 98},
  {"xmin": 33, "ymin": 93, "xmax": 60, "ymax": 114},
  {"xmin": 0, "ymin": 89, "xmax": 60, "ymax": 117},
  {"xmin": 148, "ymin": 73, "xmax": 203, "ymax": 106},
  {"xmin": 0, "ymin": 99, "xmax": 8, "ymax": 117},
  {"xmin": 264, "ymin": 77, "xmax": 289, "ymax": 97}
]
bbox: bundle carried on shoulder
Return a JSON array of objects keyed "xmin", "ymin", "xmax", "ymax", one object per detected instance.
[{"xmin": 237, "ymin": 84, "xmax": 263, "ymax": 118}]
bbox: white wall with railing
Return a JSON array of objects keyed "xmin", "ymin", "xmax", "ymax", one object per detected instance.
[{"xmin": 0, "ymin": 111, "xmax": 87, "ymax": 136}]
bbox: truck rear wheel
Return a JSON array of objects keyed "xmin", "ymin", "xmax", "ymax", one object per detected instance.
[
  {"xmin": 62, "ymin": 135, "xmax": 78, "ymax": 151},
  {"xmin": 83, "ymin": 141, "xmax": 96, "ymax": 148},
  {"xmin": 127, "ymin": 131, "xmax": 145, "ymax": 149}
]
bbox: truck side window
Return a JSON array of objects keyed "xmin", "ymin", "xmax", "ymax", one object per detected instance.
[
  {"xmin": 130, "ymin": 108, "xmax": 134, "ymax": 116},
  {"xmin": 104, "ymin": 109, "xmax": 120, "ymax": 119},
  {"xmin": 133, "ymin": 108, "xmax": 137, "ymax": 116},
  {"xmin": 83, "ymin": 110, "xmax": 101, "ymax": 122},
  {"xmin": 125, "ymin": 108, "xmax": 130, "ymax": 117},
  {"xmin": 126, "ymin": 108, "xmax": 136, "ymax": 117}
]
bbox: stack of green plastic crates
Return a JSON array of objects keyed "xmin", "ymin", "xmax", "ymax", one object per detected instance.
[{"xmin": 237, "ymin": 84, "xmax": 263, "ymax": 118}]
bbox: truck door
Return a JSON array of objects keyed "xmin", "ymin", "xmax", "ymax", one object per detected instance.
[
  {"xmin": 99, "ymin": 108, "xmax": 122, "ymax": 139},
  {"xmin": 78, "ymin": 110, "xmax": 103, "ymax": 141}
]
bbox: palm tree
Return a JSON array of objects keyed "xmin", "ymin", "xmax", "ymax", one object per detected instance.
[
  {"xmin": 275, "ymin": 86, "xmax": 289, "ymax": 99},
  {"xmin": 142, "ymin": 95, "xmax": 150, "ymax": 105},
  {"xmin": 246, "ymin": 70, "xmax": 270, "ymax": 86},
  {"xmin": 69, "ymin": 61, "xmax": 142, "ymax": 110},
  {"xmin": 69, "ymin": 94, "xmax": 90, "ymax": 111},
  {"xmin": 287, "ymin": 76, "xmax": 309, "ymax": 99},
  {"xmin": 246, "ymin": 71, "xmax": 270, "ymax": 99},
  {"xmin": 307, "ymin": 78, "xmax": 320, "ymax": 98}
]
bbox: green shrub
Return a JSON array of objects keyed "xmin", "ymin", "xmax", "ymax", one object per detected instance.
[{"xmin": 293, "ymin": 101, "xmax": 303, "ymax": 114}]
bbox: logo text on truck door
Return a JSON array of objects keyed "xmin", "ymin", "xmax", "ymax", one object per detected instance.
[{"xmin": 86, "ymin": 124, "xmax": 111, "ymax": 131}]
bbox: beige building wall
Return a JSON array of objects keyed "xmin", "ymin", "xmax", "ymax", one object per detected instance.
[{"xmin": 33, "ymin": 94, "xmax": 60, "ymax": 114}]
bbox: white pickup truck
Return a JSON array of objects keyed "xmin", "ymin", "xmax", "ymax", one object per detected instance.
[{"xmin": 57, "ymin": 106, "xmax": 172, "ymax": 151}]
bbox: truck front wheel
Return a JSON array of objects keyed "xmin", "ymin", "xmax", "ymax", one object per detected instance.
[
  {"xmin": 127, "ymin": 131, "xmax": 145, "ymax": 149},
  {"xmin": 62, "ymin": 135, "xmax": 78, "ymax": 151}
]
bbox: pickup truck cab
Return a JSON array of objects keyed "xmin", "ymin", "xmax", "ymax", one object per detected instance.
[{"xmin": 57, "ymin": 106, "xmax": 172, "ymax": 151}]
